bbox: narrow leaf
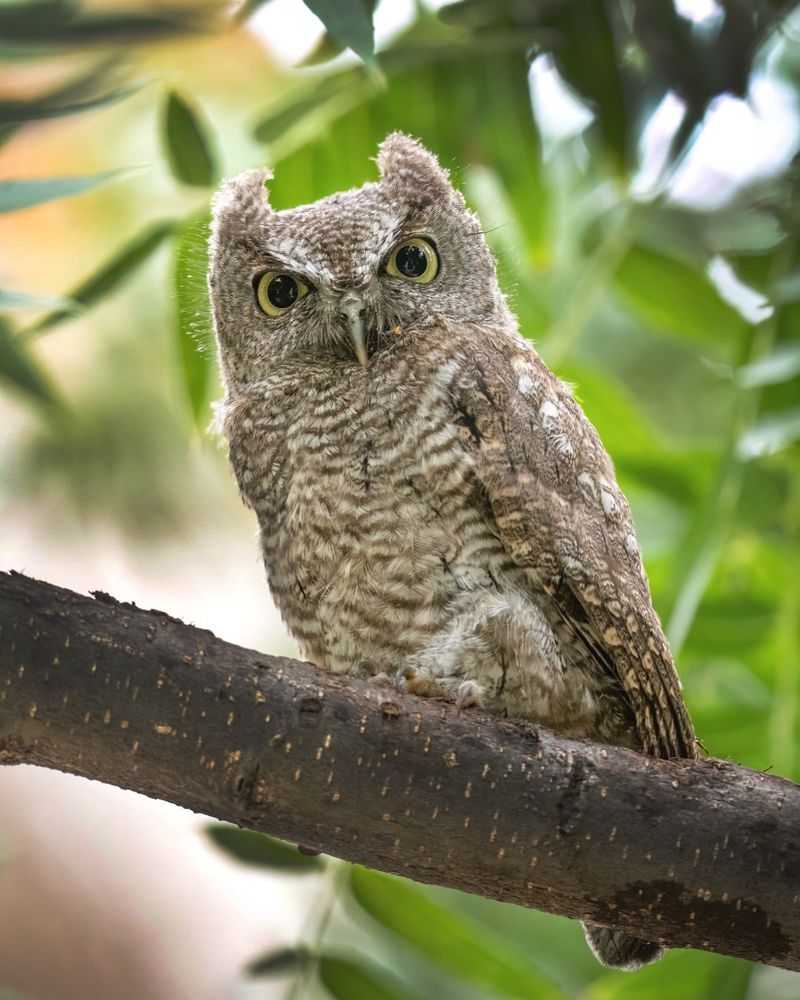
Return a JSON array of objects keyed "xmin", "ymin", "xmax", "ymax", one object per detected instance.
[
  {"xmin": 30, "ymin": 221, "xmax": 175, "ymax": 334},
  {"xmin": 614, "ymin": 245, "xmax": 746, "ymax": 343},
  {"xmin": 299, "ymin": 31, "xmax": 345, "ymax": 66},
  {"xmin": 319, "ymin": 955, "xmax": 417, "ymax": 1000},
  {"xmin": 773, "ymin": 269, "xmax": 800, "ymax": 304},
  {"xmin": 0, "ymin": 288, "xmax": 78, "ymax": 313},
  {"xmin": 173, "ymin": 215, "xmax": 214, "ymax": 425},
  {"xmin": 0, "ymin": 170, "xmax": 133, "ymax": 214},
  {"xmin": 0, "ymin": 1, "xmax": 206, "ymax": 45},
  {"xmin": 348, "ymin": 869, "xmax": 562, "ymax": 1000},
  {"xmin": 0, "ymin": 317, "xmax": 59, "ymax": 405},
  {"xmin": 252, "ymin": 71, "xmax": 354, "ymax": 145},
  {"xmin": 736, "ymin": 343, "xmax": 800, "ymax": 389},
  {"xmin": 0, "ymin": 82, "xmax": 139, "ymax": 127},
  {"xmin": 301, "ymin": 0, "xmax": 375, "ymax": 67},
  {"xmin": 0, "ymin": 58, "xmax": 140, "ymax": 148},
  {"xmin": 0, "ymin": 0, "xmax": 73, "ymax": 35},
  {"xmin": 162, "ymin": 91, "xmax": 217, "ymax": 188},
  {"xmin": 548, "ymin": 0, "xmax": 628, "ymax": 172},
  {"xmin": 233, "ymin": 0, "xmax": 269, "ymax": 23},
  {"xmin": 206, "ymin": 824, "xmax": 325, "ymax": 871},
  {"xmin": 248, "ymin": 945, "xmax": 312, "ymax": 977},
  {"xmin": 737, "ymin": 408, "xmax": 800, "ymax": 461}
]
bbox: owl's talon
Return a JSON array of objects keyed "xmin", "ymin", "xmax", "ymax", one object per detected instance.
[
  {"xmin": 395, "ymin": 662, "xmax": 437, "ymax": 697},
  {"xmin": 456, "ymin": 680, "xmax": 484, "ymax": 710},
  {"xmin": 394, "ymin": 663, "xmax": 416, "ymax": 691}
]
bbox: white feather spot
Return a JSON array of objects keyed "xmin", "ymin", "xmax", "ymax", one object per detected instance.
[
  {"xmin": 578, "ymin": 472, "xmax": 596, "ymax": 495},
  {"xmin": 436, "ymin": 358, "xmax": 460, "ymax": 387},
  {"xmin": 558, "ymin": 438, "xmax": 574, "ymax": 456},
  {"xmin": 625, "ymin": 533, "xmax": 639, "ymax": 555},
  {"xmin": 518, "ymin": 374, "xmax": 534, "ymax": 395},
  {"xmin": 601, "ymin": 489, "xmax": 618, "ymax": 515},
  {"xmin": 539, "ymin": 399, "xmax": 559, "ymax": 423}
]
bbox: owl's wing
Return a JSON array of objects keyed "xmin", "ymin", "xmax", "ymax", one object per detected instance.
[{"xmin": 450, "ymin": 332, "xmax": 696, "ymax": 759}]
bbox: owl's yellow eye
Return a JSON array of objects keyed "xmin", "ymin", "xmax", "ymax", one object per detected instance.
[
  {"xmin": 255, "ymin": 271, "xmax": 310, "ymax": 317},
  {"xmin": 385, "ymin": 238, "xmax": 439, "ymax": 284}
]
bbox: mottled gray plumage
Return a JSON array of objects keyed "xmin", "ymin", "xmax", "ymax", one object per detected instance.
[{"xmin": 209, "ymin": 133, "xmax": 697, "ymax": 971}]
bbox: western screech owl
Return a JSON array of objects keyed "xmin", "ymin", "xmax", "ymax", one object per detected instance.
[{"xmin": 209, "ymin": 132, "xmax": 696, "ymax": 971}]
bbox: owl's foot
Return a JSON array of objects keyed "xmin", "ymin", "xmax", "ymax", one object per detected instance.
[
  {"xmin": 395, "ymin": 662, "xmax": 484, "ymax": 710},
  {"xmin": 395, "ymin": 662, "xmax": 442, "ymax": 698},
  {"xmin": 353, "ymin": 661, "xmax": 393, "ymax": 687},
  {"xmin": 456, "ymin": 679, "xmax": 484, "ymax": 710}
]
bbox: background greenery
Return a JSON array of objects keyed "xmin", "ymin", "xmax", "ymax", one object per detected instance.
[{"xmin": 2, "ymin": 0, "xmax": 800, "ymax": 997}]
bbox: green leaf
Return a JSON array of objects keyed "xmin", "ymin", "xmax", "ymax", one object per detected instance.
[
  {"xmin": 162, "ymin": 91, "xmax": 218, "ymax": 188},
  {"xmin": 301, "ymin": 0, "xmax": 376, "ymax": 67},
  {"xmin": 319, "ymin": 955, "xmax": 417, "ymax": 1000},
  {"xmin": 560, "ymin": 363, "xmax": 707, "ymax": 504},
  {"xmin": 0, "ymin": 316, "xmax": 59, "ymax": 406},
  {"xmin": 299, "ymin": 31, "xmax": 346, "ymax": 66},
  {"xmin": 0, "ymin": 0, "xmax": 74, "ymax": 36},
  {"xmin": 173, "ymin": 214, "xmax": 214, "ymax": 426},
  {"xmin": 0, "ymin": 82, "xmax": 139, "ymax": 127},
  {"xmin": 737, "ymin": 408, "xmax": 800, "ymax": 461},
  {"xmin": 0, "ymin": 0, "xmax": 207, "ymax": 45},
  {"xmin": 205, "ymin": 824, "xmax": 326, "ymax": 871},
  {"xmin": 773, "ymin": 269, "xmax": 800, "ymax": 304},
  {"xmin": 248, "ymin": 945, "xmax": 312, "ymax": 977},
  {"xmin": 0, "ymin": 58, "xmax": 141, "ymax": 148},
  {"xmin": 264, "ymin": 39, "xmax": 546, "ymax": 261},
  {"xmin": 0, "ymin": 169, "xmax": 133, "ymax": 214},
  {"xmin": 736, "ymin": 343, "xmax": 800, "ymax": 389},
  {"xmin": 252, "ymin": 71, "xmax": 358, "ymax": 146},
  {"xmin": 348, "ymin": 869, "xmax": 562, "ymax": 1000},
  {"xmin": 613, "ymin": 245, "xmax": 746, "ymax": 343},
  {"xmin": 703, "ymin": 957, "xmax": 754, "ymax": 1000},
  {"xmin": 547, "ymin": 0, "xmax": 627, "ymax": 172},
  {"xmin": 0, "ymin": 288, "xmax": 78, "ymax": 313},
  {"xmin": 29, "ymin": 221, "xmax": 175, "ymax": 334}
]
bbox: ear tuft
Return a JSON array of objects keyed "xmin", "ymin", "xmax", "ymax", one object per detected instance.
[
  {"xmin": 376, "ymin": 132, "xmax": 461, "ymax": 208},
  {"xmin": 211, "ymin": 168, "xmax": 273, "ymax": 237}
]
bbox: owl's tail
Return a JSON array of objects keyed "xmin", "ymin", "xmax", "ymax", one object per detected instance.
[{"xmin": 581, "ymin": 922, "xmax": 665, "ymax": 971}]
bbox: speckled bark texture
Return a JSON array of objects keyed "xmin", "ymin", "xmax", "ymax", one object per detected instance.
[{"xmin": 0, "ymin": 571, "xmax": 797, "ymax": 970}]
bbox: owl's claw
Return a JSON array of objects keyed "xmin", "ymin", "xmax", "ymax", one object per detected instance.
[
  {"xmin": 456, "ymin": 680, "xmax": 484, "ymax": 710},
  {"xmin": 395, "ymin": 664, "xmax": 412, "ymax": 682},
  {"xmin": 395, "ymin": 662, "xmax": 416, "ymax": 691},
  {"xmin": 395, "ymin": 662, "xmax": 434, "ymax": 697},
  {"xmin": 396, "ymin": 663, "xmax": 484, "ymax": 708}
]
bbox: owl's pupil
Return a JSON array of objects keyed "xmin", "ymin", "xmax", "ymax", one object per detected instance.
[
  {"xmin": 395, "ymin": 244, "xmax": 428, "ymax": 278},
  {"xmin": 268, "ymin": 274, "xmax": 298, "ymax": 309}
]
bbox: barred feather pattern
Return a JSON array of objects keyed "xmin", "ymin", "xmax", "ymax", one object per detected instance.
[
  {"xmin": 220, "ymin": 318, "xmax": 694, "ymax": 757},
  {"xmin": 211, "ymin": 132, "xmax": 697, "ymax": 972}
]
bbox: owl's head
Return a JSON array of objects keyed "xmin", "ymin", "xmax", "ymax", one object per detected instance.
[{"xmin": 209, "ymin": 132, "xmax": 507, "ymax": 386}]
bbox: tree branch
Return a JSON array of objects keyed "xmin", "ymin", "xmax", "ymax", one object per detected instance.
[{"xmin": 0, "ymin": 571, "xmax": 797, "ymax": 970}]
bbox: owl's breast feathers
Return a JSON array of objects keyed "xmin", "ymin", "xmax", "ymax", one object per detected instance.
[
  {"xmin": 220, "ymin": 337, "xmax": 506, "ymax": 671},
  {"xmin": 221, "ymin": 320, "xmax": 695, "ymax": 760}
]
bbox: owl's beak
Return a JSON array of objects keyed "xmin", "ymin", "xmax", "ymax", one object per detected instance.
[{"xmin": 339, "ymin": 298, "xmax": 368, "ymax": 368}]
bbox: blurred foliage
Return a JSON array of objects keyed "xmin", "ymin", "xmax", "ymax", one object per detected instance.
[
  {"xmin": 2, "ymin": 0, "xmax": 800, "ymax": 997},
  {"xmin": 206, "ymin": 822, "xmax": 326, "ymax": 870}
]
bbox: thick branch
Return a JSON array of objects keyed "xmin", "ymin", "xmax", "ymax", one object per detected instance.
[{"xmin": 0, "ymin": 571, "xmax": 797, "ymax": 970}]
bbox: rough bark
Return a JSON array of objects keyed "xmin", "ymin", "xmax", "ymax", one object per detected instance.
[{"xmin": 0, "ymin": 570, "xmax": 797, "ymax": 970}]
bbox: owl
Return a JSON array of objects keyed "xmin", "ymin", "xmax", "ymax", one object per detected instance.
[{"xmin": 209, "ymin": 132, "xmax": 697, "ymax": 971}]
